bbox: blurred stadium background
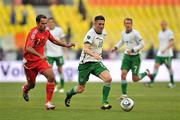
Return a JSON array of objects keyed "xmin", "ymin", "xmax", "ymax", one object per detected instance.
[
  {"xmin": 0, "ymin": 1, "xmax": 180, "ymax": 120},
  {"xmin": 0, "ymin": 0, "xmax": 180, "ymax": 82}
]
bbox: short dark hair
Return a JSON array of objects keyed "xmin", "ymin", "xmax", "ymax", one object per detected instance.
[
  {"xmin": 124, "ymin": 18, "xmax": 133, "ymax": 23},
  {"xmin": 36, "ymin": 14, "xmax": 47, "ymax": 23},
  {"xmin": 94, "ymin": 15, "xmax": 105, "ymax": 21}
]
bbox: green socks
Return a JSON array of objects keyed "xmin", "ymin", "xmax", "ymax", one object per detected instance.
[
  {"xmin": 151, "ymin": 68, "xmax": 158, "ymax": 83},
  {"xmin": 67, "ymin": 86, "xmax": 78, "ymax": 98},
  {"xmin": 150, "ymin": 73, "xmax": 157, "ymax": 83},
  {"xmin": 121, "ymin": 80, "xmax": 127, "ymax": 95},
  {"xmin": 68, "ymin": 83, "xmax": 111, "ymax": 104},
  {"xmin": 138, "ymin": 72, "xmax": 147, "ymax": 80},
  {"xmin": 102, "ymin": 83, "xmax": 111, "ymax": 104},
  {"xmin": 170, "ymin": 71, "xmax": 174, "ymax": 84},
  {"xmin": 60, "ymin": 73, "xmax": 64, "ymax": 88},
  {"xmin": 54, "ymin": 73, "xmax": 64, "ymax": 87}
]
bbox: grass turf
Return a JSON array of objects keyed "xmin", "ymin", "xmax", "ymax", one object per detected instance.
[{"xmin": 0, "ymin": 82, "xmax": 180, "ymax": 120}]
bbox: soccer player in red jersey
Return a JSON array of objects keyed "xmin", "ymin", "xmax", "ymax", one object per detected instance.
[{"xmin": 22, "ymin": 14, "xmax": 75, "ymax": 110}]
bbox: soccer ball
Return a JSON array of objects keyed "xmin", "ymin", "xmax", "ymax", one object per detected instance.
[{"xmin": 120, "ymin": 98, "xmax": 134, "ymax": 112}]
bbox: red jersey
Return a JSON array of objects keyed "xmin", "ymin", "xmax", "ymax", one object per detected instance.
[{"xmin": 24, "ymin": 27, "xmax": 56, "ymax": 62}]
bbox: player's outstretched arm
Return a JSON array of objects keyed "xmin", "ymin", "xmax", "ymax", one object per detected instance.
[
  {"xmin": 84, "ymin": 43, "xmax": 101, "ymax": 60},
  {"xmin": 51, "ymin": 39, "xmax": 75, "ymax": 48},
  {"xmin": 48, "ymin": 32, "xmax": 75, "ymax": 48}
]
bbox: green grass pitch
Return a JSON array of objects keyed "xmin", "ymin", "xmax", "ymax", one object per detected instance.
[{"xmin": 0, "ymin": 82, "xmax": 180, "ymax": 120}]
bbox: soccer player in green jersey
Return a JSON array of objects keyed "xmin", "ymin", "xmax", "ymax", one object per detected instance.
[
  {"xmin": 46, "ymin": 17, "xmax": 66, "ymax": 93},
  {"xmin": 65, "ymin": 15, "xmax": 112, "ymax": 110},
  {"xmin": 111, "ymin": 18, "xmax": 151, "ymax": 99},
  {"xmin": 145, "ymin": 20, "xmax": 175, "ymax": 88}
]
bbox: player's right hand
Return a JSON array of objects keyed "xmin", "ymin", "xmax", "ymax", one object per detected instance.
[
  {"xmin": 40, "ymin": 55, "xmax": 47, "ymax": 60},
  {"xmin": 94, "ymin": 53, "xmax": 102, "ymax": 60},
  {"xmin": 127, "ymin": 49, "xmax": 132, "ymax": 55},
  {"xmin": 66, "ymin": 43, "xmax": 75, "ymax": 48}
]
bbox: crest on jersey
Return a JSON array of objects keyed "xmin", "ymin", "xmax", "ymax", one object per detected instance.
[{"xmin": 87, "ymin": 35, "xmax": 91, "ymax": 39}]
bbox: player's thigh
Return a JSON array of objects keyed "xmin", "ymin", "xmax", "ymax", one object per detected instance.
[
  {"xmin": 78, "ymin": 63, "xmax": 91, "ymax": 85},
  {"xmin": 24, "ymin": 67, "xmax": 38, "ymax": 85},
  {"xmin": 41, "ymin": 68, "xmax": 55, "ymax": 82},
  {"xmin": 121, "ymin": 54, "xmax": 131, "ymax": 72},
  {"xmin": 55, "ymin": 56, "xmax": 64, "ymax": 73},
  {"xmin": 47, "ymin": 56, "xmax": 55, "ymax": 65},
  {"xmin": 92, "ymin": 62, "xmax": 112, "ymax": 83},
  {"xmin": 131, "ymin": 55, "xmax": 141, "ymax": 75},
  {"xmin": 57, "ymin": 66, "xmax": 63, "ymax": 73},
  {"xmin": 164, "ymin": 57, "xmax": 172, "ymax": 69},
  {"xmin": 155, "ymin": 56, "xmax": 163, "ymax": 66},
  {"xmin": 55, "ymin": 56, "xmax": 64, "ymax": 67},
  {"xmin": 154, "ymin": 62, "xmax": 161, "ymax": 69},
  {"xmin": 92, "ymin": 62, "xmax": 108, "ymax": 76},
  {"xmin": 91, "ymin": 62, "xmax": 111, "ymax": 83},
  {"xmin": 98, "ymin": 70, "xmax": 112, "ymax": 83},
  {"xmin": 38, "ymin": 61, "xmax": 55, "ymax": 82}
]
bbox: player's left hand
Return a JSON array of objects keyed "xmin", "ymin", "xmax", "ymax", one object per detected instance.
[
  {"xmin": 161, "ymin": 49, "xmax": 166, "ymax": 54},
  {"xmin": 66, "ymin": 43, "xmax": 75, "ymax": 48},
  {"xmin": 127, "ymin": 49, "xmax": 131, "ymax": 55},
  {"xmin": 40, "ymin": 55, "xmax": 47, "ymax": 60}
]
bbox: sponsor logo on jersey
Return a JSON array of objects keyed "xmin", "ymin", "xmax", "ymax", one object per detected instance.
[{"xmin": 87, "ymin": 35, "xmax": 91, "ymax": 39}]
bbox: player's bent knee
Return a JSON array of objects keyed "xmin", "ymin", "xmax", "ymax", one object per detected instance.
[
  {"xmin": 121, "ymin": 74, "xmax": 127, "ymax": 80},
  {"xmin": 132, "ymin": 77, "xmax": 139, "ymax": 82},
  {"xmin": 132, "ymin": 79, "xmax": 138, "ymax": 82},
  {"xmin": 47, "ymin": 74, "xmax": 55, "ymax": 83},
  {"xmin": 77, "ymin": 88, "xmax": 84, "ymax": 93},
  {"xmin": 155, "ymin": 64, "xmax": 160, "ymax": 69},
  {"xmin": 105, "ymin": 76, "xmax": 112, "ymax": 83}
]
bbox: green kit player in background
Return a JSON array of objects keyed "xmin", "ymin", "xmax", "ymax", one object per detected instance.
[
  {"xmin": 111, "ymin": 18, "xmax": 152, "ymax": 99},
  {"xmin": 65, "ymin": 15, "xmax": 112, "ymax": 110},
  {"xmin": 46, "ymin": 17, "xmax": 66, "ymax": 93},
  {"xmin": 145, "ymin": 20, "xmax": 175, "ymax": 88}
]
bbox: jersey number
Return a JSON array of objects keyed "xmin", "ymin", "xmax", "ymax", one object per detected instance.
[
  {"xmin": 98, "ymin": 41, "xmax": 103, "ymax": 47},
  {"xmin": 134, "ymin": 66, "xmax": 138, "ymax": 73}
]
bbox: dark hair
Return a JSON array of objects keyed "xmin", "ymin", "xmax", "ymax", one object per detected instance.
[
  {"xmin": 36, "ymin": 14, "xmax": 47, "ymax": 23},
  {"xmin": 124, "ymin": 18, "xmax": 133, "ymax": 23},
  {"xmin": 94, "ymin": 15, "xmax": 105, "ymax": 21}
]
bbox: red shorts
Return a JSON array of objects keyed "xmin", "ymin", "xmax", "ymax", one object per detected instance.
[{"xmin": 24, "ymin": 60, "xmax": 52, "ymax": 84}]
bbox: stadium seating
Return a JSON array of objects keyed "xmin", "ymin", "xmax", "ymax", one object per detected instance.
[
  {"xmin": 0, "ymin": 2, "xmax": 36, "ymax": 49},
  {"xmin": 0, "ymin": 0, "xmax": 180, "ymax": 51},
  {"xmin": 50, "ymin": 0, "xmax": 180, "ymax": 50}
]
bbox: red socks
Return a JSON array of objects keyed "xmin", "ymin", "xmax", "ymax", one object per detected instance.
[{"xmin": 46, "ymin": 82, "xmax": 55, "ymax": 103}]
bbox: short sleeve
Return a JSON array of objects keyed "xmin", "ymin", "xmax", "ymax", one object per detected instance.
[
  {"xmin": 135, "ymin": 31, "xmax": 143, "ymax": 42},
  {"xmin": 26, "ymin": 32, "xmax": 35, "ymax": 47},
  {"xmin": 168, "ymin": 30, "xmax": 174, "ymax": 40},
  {"xmin": 83, "ymin": 32, "xmax": 94, "ymax": 44}
]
